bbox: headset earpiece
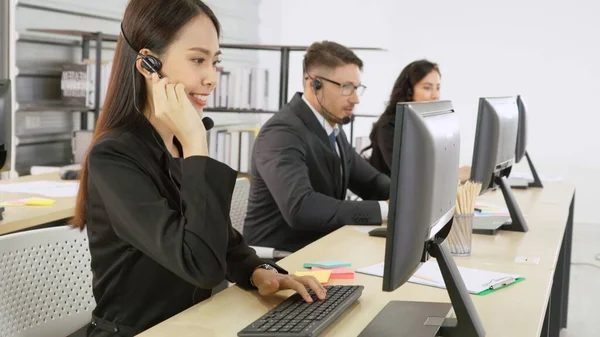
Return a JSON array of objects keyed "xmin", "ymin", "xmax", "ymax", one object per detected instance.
[
  {"xmin": 140, "ymin": 55, "xmax": 163, "ymax": 77},
  {"xmin": 312, "ymin": 78, "xmax": 322, "ymax": 91},
  {"xmin": 121, "ymin": 22, "xmax": 163, "ymax": 77},
  {"xmin": 407, "ymin": 87, "xmax": 413, "ymax": 99}
]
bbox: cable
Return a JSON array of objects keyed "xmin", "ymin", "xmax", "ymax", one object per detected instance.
[{"xmin": 571, "ymin": 253, "xmax": 600, "ymax": 270}]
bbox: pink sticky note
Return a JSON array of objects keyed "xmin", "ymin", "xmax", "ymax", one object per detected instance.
[{"xmin": 312, "ymin": 267, "xmax": 355, "ymax": 280}]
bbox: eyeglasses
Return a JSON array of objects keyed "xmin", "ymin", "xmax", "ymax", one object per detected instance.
[{"xmin": 316, "ymin": 76, "xmax": 366, "ymax": 97}]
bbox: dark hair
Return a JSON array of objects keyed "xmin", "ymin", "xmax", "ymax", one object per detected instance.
[
  {"xmin": 363, "ymin": 59, "xmax": 440, "ymax": 154},
  {"xmin": 303, "ymin": 41, "xmax": 363, "ymax": 75},
  {"xmin": 71, "ymin": 0, "xmax": 221, "ymax": 229},
  {"xmin": 383, "ymin": 59, "xmax": 440, "ymax": 117}
]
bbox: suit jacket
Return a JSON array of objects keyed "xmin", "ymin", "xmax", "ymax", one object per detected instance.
[
  {"xmin": 243, "ymin": 92, "xmax": 390, "ymax": 252},
  {"xmin": 84, "ymin": 118, "xmax": 284, "ymax": 336},
  {"xmin": 368, "ymin": 114, "xmax": 395, "ymax": 176}
]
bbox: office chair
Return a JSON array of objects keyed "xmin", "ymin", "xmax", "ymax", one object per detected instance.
[
  {"xmin": 0, "ymin": 226, "xmax": 95, "ymax": 337},
  {"xmin": 231, "ymin": 177, "xmax": 291, "ymax": 260}
]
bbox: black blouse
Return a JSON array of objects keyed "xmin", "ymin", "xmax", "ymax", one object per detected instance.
[{"xmin": 84, "ymin": 119, "xmax": 285, "ymax": 336}]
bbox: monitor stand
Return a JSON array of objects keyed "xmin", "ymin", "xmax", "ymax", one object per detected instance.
[
  {"xmin": 524, "ymin": 152, "xmax": 543, "ymax": 188},
  {"xmin": 358, "ymin": 239, "xmax": 485, "ymax": 337},
  {"xmin": 496, "ymin": 175, "xmax": 528, "ymax": 233}
]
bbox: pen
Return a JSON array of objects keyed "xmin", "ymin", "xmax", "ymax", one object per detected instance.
[{"xmin": 485, "ymin": 276, "xmax": 515, "ymax": 289}]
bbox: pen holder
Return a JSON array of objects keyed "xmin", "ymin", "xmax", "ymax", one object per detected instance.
[{"xmin": 447, "ymin": 214, "xmax": 474, "ymax": 256}]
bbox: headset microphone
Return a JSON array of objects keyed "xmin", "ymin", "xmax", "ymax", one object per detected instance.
[{"xmin": 202, "ymin": 116, "xmax": 214, "ymax": 131}]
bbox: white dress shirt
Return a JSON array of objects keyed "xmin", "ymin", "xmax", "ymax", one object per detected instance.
[{"xmin": 301, "ymin": 95, "xmax": 388, "ymax": 220}]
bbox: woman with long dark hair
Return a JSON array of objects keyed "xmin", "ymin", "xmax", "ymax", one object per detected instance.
[
  {"xmin": 72, "ymin": 1, "xmax": 324, "ymax": 335},
  {"xmin": 366, "ymin": 60, "xmax": 470, "ymax": 180}
]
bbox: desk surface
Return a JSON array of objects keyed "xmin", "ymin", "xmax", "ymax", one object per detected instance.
[
  {"xmin": 0, "ymin": 173, "xmax": 77, "ymax": 235},
  {"xmin": 137, "ymin": 181, "xmax": 574, "ymax": 337}
]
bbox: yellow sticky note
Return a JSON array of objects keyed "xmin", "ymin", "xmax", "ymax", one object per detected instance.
[
  {"xmin": 295, "ymin": 270, "xmax": 332, "ymax": 284},
  {"xmin": 0, "ymin": 198, "xmax": 56, "ymax": 206},
  {"xmin": 25, "ymin": 198, "xmax": 56, "ymax": 206}
]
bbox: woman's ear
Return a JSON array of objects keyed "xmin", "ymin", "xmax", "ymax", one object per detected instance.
[{"xmin": 135, "ymin": 48, "xmax": 155, "ymax": 79}]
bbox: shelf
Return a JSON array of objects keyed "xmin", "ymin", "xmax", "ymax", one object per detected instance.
[
  {"xmin": 352, "ymin": 114, "xmax": 380, "ymax": 118},
  {"xmin": 204, "ymin": 108, "xmax": 278, "ymax": 114},
  {"xmin": 17, "ymin": 101, "xmax": 92, "ymax": 113},
  {"xmin": 26, "ymin": 29, "xmax": 386, "ymax": 52},
  {"xmin": 217, "ymin": 44, "xmax": 385, "ymax": 52},
  {"xmin": 27, "ymin": 28, "xmax": 118, "ymax": 42},
  {"xmin": 25, "ymin": 28, "xmax": 385, "ymax": 131}
]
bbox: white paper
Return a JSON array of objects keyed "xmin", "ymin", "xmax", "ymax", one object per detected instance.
[
  {"xmin": 510, "ymin": 171, "xmax": 563, "ymax": 182},
  {"xmin": 356, "ymin": 260, "xmax": 521, "ymax": 294},
  {"xmin": 0, "ymin": 180, "xmax": 80, "ymax": 198},
  {"xmin": 356, "ymin": 262, "xmax": 385, "ymax": 276},
  {"xmin": 353, "ymin": 226, "xmax": 378, "ymax": 234}
]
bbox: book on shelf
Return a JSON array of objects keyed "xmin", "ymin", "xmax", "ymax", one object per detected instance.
[
  {"xmin": 60, "ymin": 60, "xmax": 112, "ymax": 109},
  {"xmin": 208, "ymin": 66, "xmax": 270, "ymax": 111},
  {"xmin": 207, "ymin": 125, "xmax": 259, "ymax": 173}
]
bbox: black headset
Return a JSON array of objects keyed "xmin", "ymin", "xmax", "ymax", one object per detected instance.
[
  {"xmin": 120, "ymin": 23, "xmax": 164, "ymax": 78},
  {"xmin": 303, "ymin": 57, "xmax": 353, "ymax": 125},
  {"xmin": 312, "ymin": 77, "xmax": 323, "ymax": 91},
  {"xmin": 120, "ymin": 23, "xmax": 214, "ymax": 131}
]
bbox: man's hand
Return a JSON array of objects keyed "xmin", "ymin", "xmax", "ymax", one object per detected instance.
[{"xmin": 252, "ymin": 269, "xmax": 327, "ymax": 303}]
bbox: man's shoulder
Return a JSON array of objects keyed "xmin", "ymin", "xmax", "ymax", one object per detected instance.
[{"xmin": 260, "ymin": 105, "xmax": 306, "ymax": 136}]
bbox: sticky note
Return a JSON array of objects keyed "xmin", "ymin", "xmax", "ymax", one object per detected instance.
[
  {"xmin": 0, "ymin": 197, "xmax": 56, "ymax": 206},
  {"xmin": 303, "ymin": 260, "xmax": 352, "ymax": 269},
  {"xmin": 295, "ymin": 270, "xmax": 332, "ymax": 284},
  {"xmin": 312, "ymin": 267, "xmax": 355, "ymax": 280}
]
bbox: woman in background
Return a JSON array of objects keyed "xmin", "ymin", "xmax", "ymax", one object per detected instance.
[{"xmin": 365, "ymin": 59, "xmax": 470, "ymax": 181}]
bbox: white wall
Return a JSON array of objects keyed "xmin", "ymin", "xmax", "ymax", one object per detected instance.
[{"xmin": 258, "ymin": 0, "xmax": 600, "ymax": 224}]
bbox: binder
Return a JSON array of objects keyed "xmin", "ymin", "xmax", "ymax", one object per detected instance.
[
  {"xmin": 409, "ymin": 260, "xmax": 525, "ymax": 295},
  {"xmin": 356, "ymin": 260, "xmax": 525, "ymax": 296}
]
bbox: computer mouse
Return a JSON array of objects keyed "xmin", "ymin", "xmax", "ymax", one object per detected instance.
[
  {"xmin": 368, "ymin": 228, "xmax": 387, "ymax": 237},
  {"xmin": 60, "ymin": 169, "xmax": 80, "ymax": 180}
]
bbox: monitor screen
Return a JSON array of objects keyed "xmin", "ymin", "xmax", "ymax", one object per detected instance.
[
  {"xmin": 515, "ymin": 95, "xmax": 527, "ymax": 163},
  {"xmin": 382, "ymin": 100, "xmax": 460, "ymax": 292},
  {"xmin": 470, "ymin": 96, "xmax": 519, "ymax": 194}
]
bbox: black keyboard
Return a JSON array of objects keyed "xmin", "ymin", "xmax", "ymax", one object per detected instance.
[{"xmin": 238, "ymin": 285, "xmax": 363, "ymax": 337}]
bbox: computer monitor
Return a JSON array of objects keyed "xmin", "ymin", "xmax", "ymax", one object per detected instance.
[
  {"xmin": 361, "ymin": 101, "xmax": 485, "ymax": 337},
  {"xmin": 0, "ymin": 79, "xmax": 11, "ymax": 173},
  {"xmin": 470, "ymin": 96, "xmax": 527, "ymax": 232},
  {"xmin": 515, "ymin": 95, "xmax": 543, "ymax": 188}
]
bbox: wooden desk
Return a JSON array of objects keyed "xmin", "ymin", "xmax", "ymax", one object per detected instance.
[
  {"xmin": 0, "ymin": 173, "xmax": 77, "ymax": 235},
  {"xmin": 137, "ymin": 181, "xmax": 575, "ymax": 337}
]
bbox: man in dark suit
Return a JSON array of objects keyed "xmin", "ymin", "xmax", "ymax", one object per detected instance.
[{"xmin": 243, "ymin": 41, "xmax": 391, "ymax": 253}]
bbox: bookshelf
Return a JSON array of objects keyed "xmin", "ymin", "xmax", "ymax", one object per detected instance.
[
  {"xmin": 20, "ymin": 28, "xmax": 384, "ymax": 173},
  {"xmin": 25, "ymin": 28, "xmax": 384, "ymax": 127}
]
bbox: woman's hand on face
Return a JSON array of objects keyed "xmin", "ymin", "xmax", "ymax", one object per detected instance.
[{"xmin": 151, "ymin": 73, "xmax": 207, "ymax": 152}]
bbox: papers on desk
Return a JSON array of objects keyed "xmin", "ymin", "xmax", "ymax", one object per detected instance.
[
  {"xmin": 356, "ymin": 260, "xmax": 524, "ymax": 295},
  {"xmin": 475, "ymin": 201, "xmax": 509, "ymax": 217},
  {"xmin": 510, "ymin": 171, "xmax": 563, "ymax": 182},
  {"xmin": 0, "ymin": 180, "xmax": 79, "ymax": 198}
]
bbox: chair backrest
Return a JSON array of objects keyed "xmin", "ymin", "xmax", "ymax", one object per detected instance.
[
  {"xmin": 0, "ymin": 226, "xmax": 95, "ymax": 337},
  {"xmin": 231, "ymin": 177, "xmax": 250, "ymax": 233}
]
